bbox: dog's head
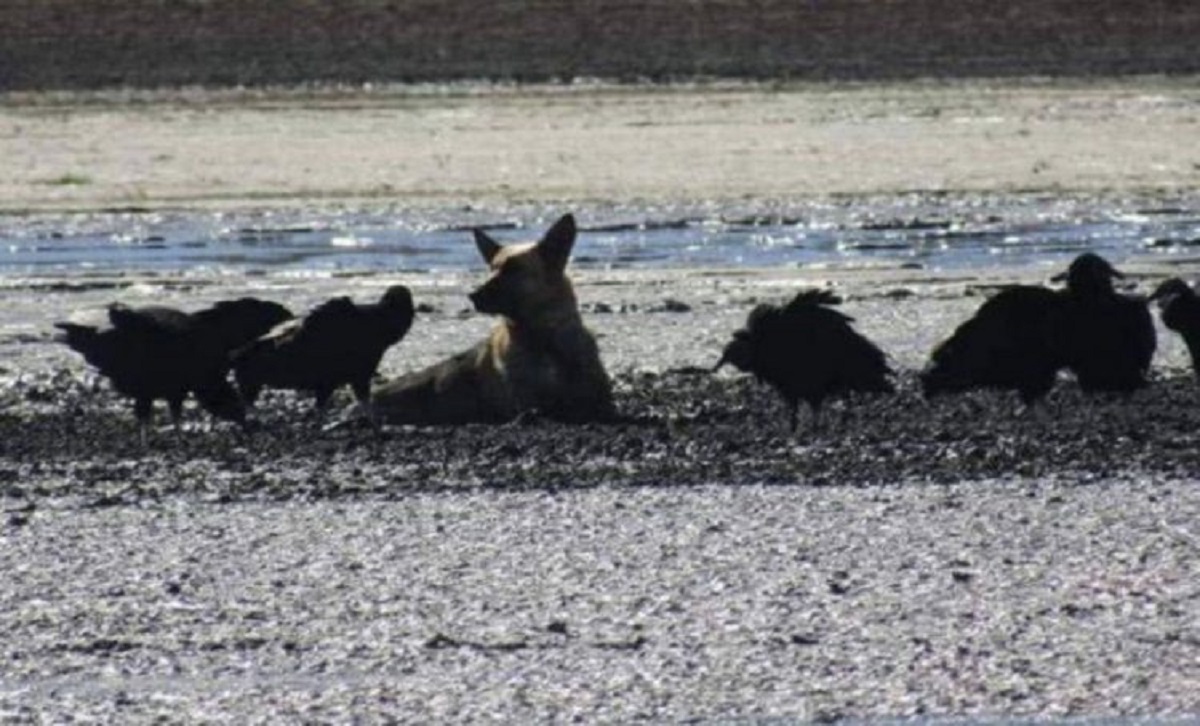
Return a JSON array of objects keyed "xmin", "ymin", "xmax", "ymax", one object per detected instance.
[{"xmin": 468, "ymin": 213, "xmax": 579, "ymax": 325}]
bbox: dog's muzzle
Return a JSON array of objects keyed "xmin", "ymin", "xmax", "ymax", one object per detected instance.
[{"xmin": 468, "ymin": 288, "xmax": 494, "ymax": 314}]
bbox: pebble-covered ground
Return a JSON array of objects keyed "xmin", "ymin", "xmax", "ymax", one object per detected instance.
[{"xmin": 3, "ymin": 354, "xmax": 1200, "ymax": 720}]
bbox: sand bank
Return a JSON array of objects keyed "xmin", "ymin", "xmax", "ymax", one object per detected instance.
[{"xmin": 2, "ymin": 79, "xmax": 1200, "ymax": 213}]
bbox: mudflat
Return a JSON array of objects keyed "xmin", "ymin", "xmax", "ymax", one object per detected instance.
[{"xmin": 2, "ymin": 80, "xmax": 1200, "ymax": 721}]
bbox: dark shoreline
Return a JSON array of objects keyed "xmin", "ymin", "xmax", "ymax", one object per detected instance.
[
  {"xmin": 4, "ymin": 1, "xmax": 1200, "ymax": 91},
  {"xmin": 5, "ymin": 367, "xmax": 1200, "ymax": 509}
]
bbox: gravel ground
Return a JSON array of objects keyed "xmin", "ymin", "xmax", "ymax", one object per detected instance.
[
  {"xmin": 2, "ymin": 476, "xmax": 1198, "ymax": 722},
  {"xmin": 2, "ymin": 263, "xmax": 1200, "ymax": 721}
]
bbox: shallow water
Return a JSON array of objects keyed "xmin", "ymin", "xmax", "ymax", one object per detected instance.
[{"xmin": 2, "ymin": 196, "xmax": 1200, "ymax": 278}]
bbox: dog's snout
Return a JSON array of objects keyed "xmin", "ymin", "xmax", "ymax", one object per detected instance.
[{"xmin": 469, "ymin": 284, "xmax": 498, "ymax": 314}]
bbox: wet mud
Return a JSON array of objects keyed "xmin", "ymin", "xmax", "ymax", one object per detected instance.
[{"xmin": 4, "ymin": 366, "xmax": 1200, "ymax": 508}]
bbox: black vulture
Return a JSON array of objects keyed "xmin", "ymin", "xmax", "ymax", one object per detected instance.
[
  {"xmin": 55, "ymin": 298, "xmax": 293, "ymax": 442},
  {"xmin": 1149, "ymin": 277, "xmax": 1200, "ymax": 378},
  {"xmin": 921, "ymin": 285, "xmax": 1064, "ymax": 405},
  {"xmin": 232, "ymin": 285, "xmax": 415, "ymax": 420},
  {"xmin": 1049, "ymin": 253, "xmax": 1155, "ymax": 393},
  {"xmin": 188, "ymin": 298, "xmax": 299, "ymax": 361},
  {"xmin": 714, "ymin": 289, "xmax": 894, "ymax": 431}
]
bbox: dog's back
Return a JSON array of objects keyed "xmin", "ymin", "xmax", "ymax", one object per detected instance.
[{"xmin": 373, "ymin": 214, "xmax": 615, "ymax": 424}]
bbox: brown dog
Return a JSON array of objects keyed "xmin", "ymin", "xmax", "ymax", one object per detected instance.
[{"xmin": 373, "ymin": 213, "xmax": 616, "ymax": 424}]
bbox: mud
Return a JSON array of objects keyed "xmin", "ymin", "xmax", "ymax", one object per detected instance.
[{"xmin": 5, "ymin": 365, "xmax": 1200, "ymax": 506}]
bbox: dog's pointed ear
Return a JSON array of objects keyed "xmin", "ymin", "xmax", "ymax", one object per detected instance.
[
  {"xmin": 474, "ymin": 228, "xmax": 501, "ymax": 264},
  {"xmin": 537, "ymin": 213, "xmax": 577, "ymax": 272}
]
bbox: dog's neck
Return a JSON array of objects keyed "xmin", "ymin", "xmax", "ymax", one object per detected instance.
[
  {"xmin": 502, "ymin": 305, "xmax": 583, "ymax": 338},
  {"xmin": 500, "ymin": 299, "xmax": 590, "ymax": 365},
  {"xmin": 502, "ymin": 276, "xmax": 582, "ymax": 334}
]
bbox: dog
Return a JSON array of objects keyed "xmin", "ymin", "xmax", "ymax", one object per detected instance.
[{"xmin": 372, "ymin": 213, "xmax": 616, "ymax": 424}]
